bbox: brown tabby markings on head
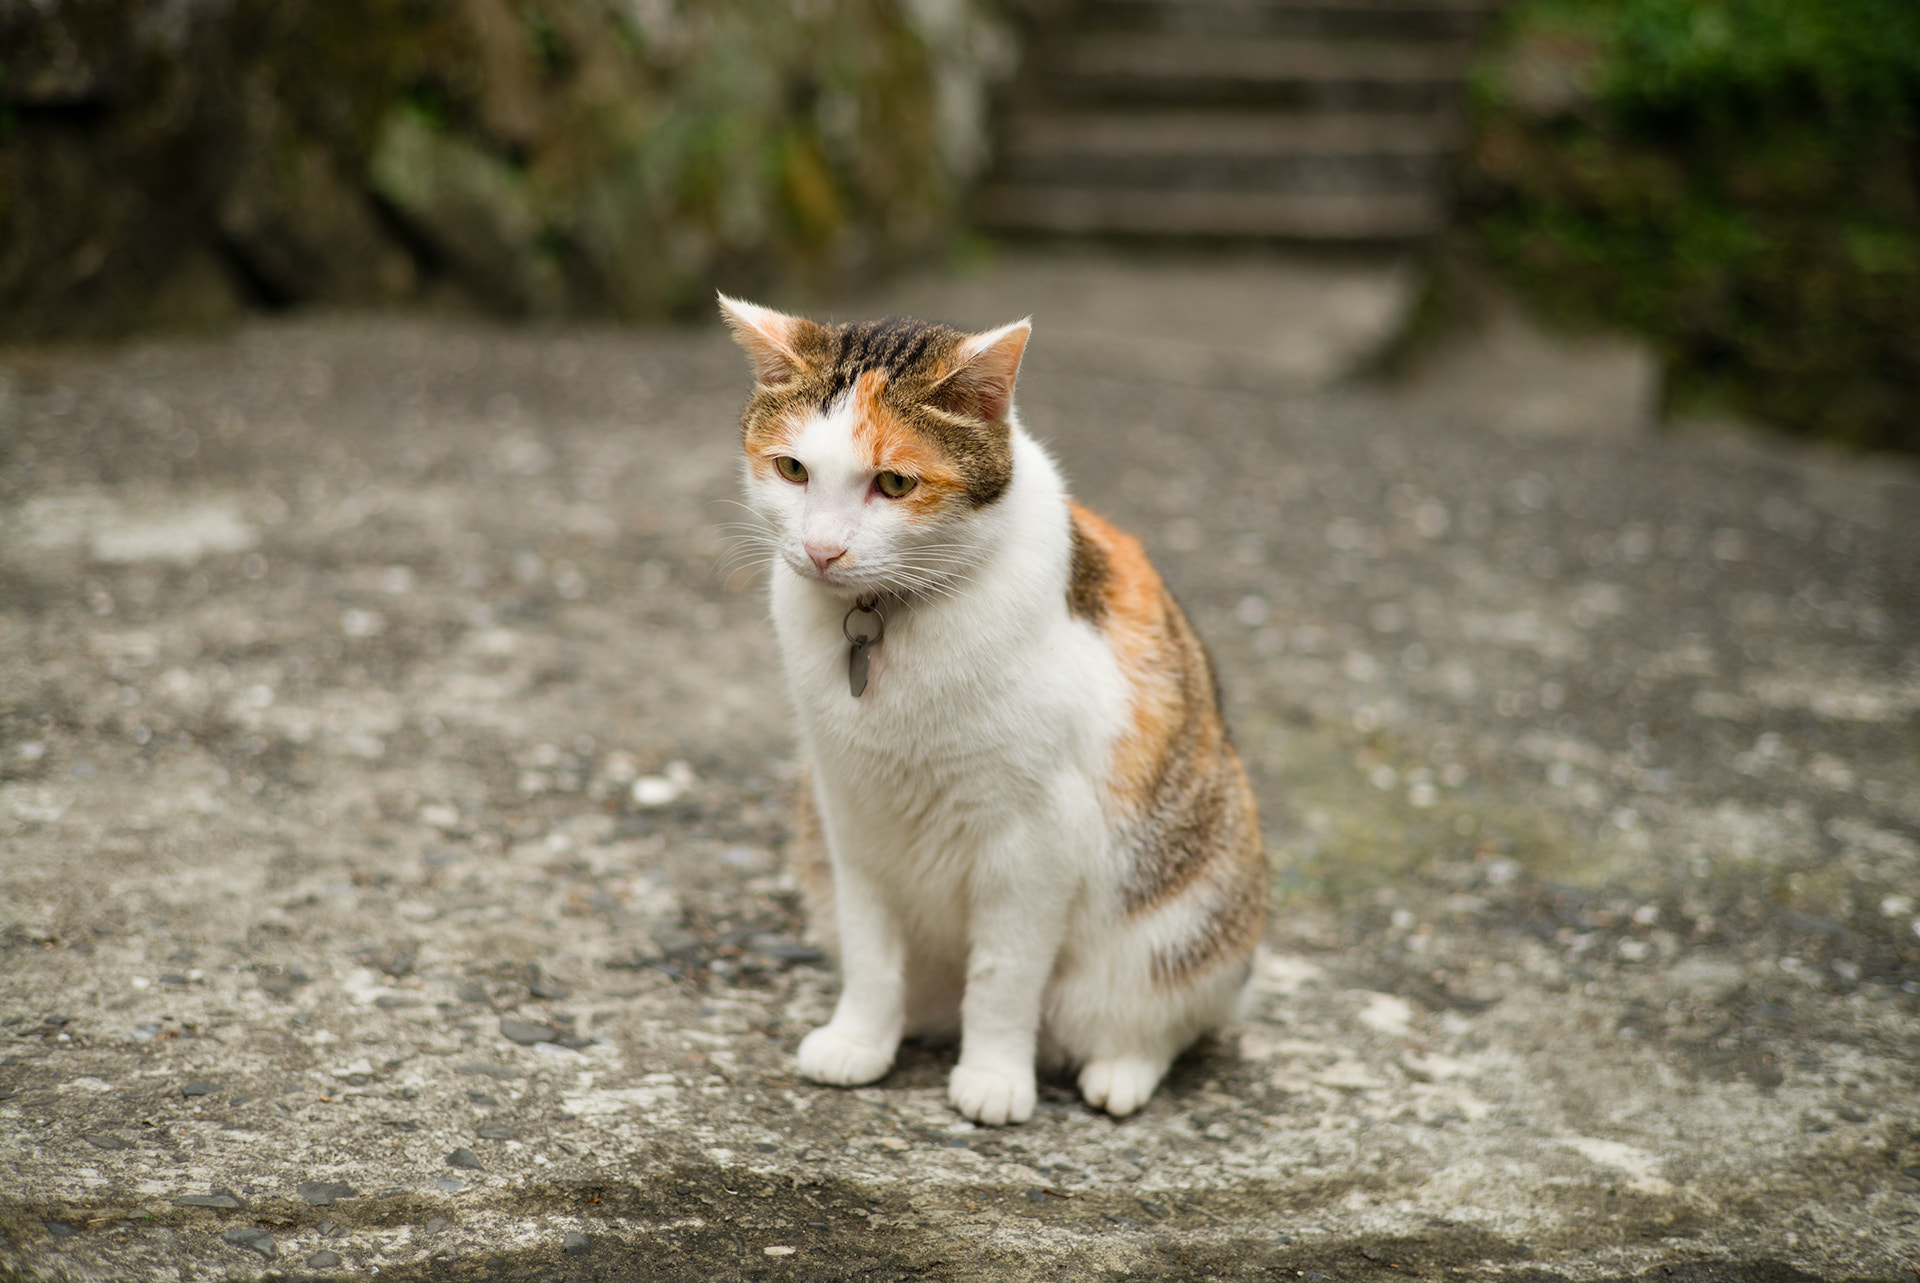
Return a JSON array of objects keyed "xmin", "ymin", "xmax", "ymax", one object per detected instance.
[
  {"xmin": 736, "ymin": 315, "xmax": 1015, "ymax": 509},
  {"xmin": 1068, "ymin": 504, "xmax": 1269, "ymax": 988}
]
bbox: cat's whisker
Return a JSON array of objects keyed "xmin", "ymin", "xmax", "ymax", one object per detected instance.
[
  {"xmin": 712, "ymin": 534, "xmax": 782, "ymax": 558},
  {"xmin": 711, "ymin": 520, "xmax": 779, "ymax": 539},
  {"xmin": 709, "ymin": 496, "xmax": 771, "ymax": 518},
  {"xmin": 715, "ymin": 554, "xmax": 780, "ymax": 582},
  {"xmin": 884, "ymin": 563, "xmax": 976, "ymax": 596},
  {"xmin": 719, "ymin": 542, "xmax": 781, "ymax": 567},
  {"xmin": 712, "ymin": 525, "xmax": 779, "ymax": 549},
  {"xmin": 712, "ymin": 516, "xmax": 780, "ymax": 537},
  {"xmin": 713, "ymin": 539, "xmax": 780, "ymax": 561},
  {"xmin": 711, "ymin": 525, "xmax": 785, "ymax": 582}
]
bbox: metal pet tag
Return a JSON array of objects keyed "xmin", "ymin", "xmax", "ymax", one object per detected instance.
[
  {"xmin": 848, "ymin": 634, "xmax": 873, "ymax": 697},
  {"xmin": 843, "ymin": 599, "xmax": 884, "ymax": 698}
]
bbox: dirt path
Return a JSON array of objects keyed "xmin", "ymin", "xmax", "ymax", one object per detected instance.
[{"xmin": 2, "ymin": 256, "xmax": 1917, "ymax": 1281}]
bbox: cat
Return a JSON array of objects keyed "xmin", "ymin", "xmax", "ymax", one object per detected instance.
[{"xmin": 720, "ymin": 295, "xmax": 1267, "ymax": 1125}]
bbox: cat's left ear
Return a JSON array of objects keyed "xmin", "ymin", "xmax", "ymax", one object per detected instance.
[
  {"xmin": 937, "ymin": 318, "xmax": 1031, "ymax": 425},
  {"xmin": 719, "ymin": 294, "xmax": 818, "ymax": 386}
]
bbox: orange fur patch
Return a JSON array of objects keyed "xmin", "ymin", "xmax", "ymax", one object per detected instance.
[
  {"xmin": 1069, "ymin": 504, "xmax": 1223, "ymax": 815},
  {"xmin": 742, "ymin": 418, "xmax": 804, "ymax": 483},
  {"xmin": 849, "ymin": 369, "xmax": 970, "ymax": 520}
]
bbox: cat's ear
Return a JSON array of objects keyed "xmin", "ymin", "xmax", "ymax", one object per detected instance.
[
  {"xmin": 719, "ymin": 294, "xmax": 817, "ymax": 386},
  {"xmin": 935, "ymin": 318, "xmax": 1030, "ymax": 424}
]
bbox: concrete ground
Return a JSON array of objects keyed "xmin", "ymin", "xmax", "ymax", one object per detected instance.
[{"xmin": 1, "ymin": 248, "xmax": 1917, "ymax": 1283}]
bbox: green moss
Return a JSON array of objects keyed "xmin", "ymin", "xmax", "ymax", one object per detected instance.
[
  {"xmin": 1501, "ymin": 0, "xmax": 1920, "ymax": 122},
  {"xmin": 1268, "ymin": 720, "xmax": 1578, "ymax": 906}
]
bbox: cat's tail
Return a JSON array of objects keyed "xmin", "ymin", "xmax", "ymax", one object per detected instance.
[{"xmin": 790, "ymin": 764, "xmax": 839, "ymax": 957}]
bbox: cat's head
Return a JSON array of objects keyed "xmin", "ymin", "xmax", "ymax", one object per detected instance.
[{"xmin": 721, "ymin": 295, "xmax": 1030, "ymax": 598}]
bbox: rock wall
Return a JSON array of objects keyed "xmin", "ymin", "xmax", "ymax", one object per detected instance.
[{"xmin": 0, "ymin": 0, "xmax": 1013, "ymax": 339}]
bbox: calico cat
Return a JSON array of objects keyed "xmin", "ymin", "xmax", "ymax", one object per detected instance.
[{"xmin": 721, "ymin": 296, "xmax": 1266, "ymax": 1124}]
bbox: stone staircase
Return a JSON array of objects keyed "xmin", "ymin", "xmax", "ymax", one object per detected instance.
[{"xmin": 976, "ymin": 0, "xmax": 1500, "ymax": 241}]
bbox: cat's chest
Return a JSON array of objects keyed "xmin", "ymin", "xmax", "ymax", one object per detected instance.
[{"xmin": 776, "ymin": 594, "xmax": 1121, "ymax": 769}]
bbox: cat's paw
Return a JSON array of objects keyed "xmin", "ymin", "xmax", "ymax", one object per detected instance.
[
  {"xmin": 796, "ymin": 1026, "xmax": 895, "ymax": 1086},
  {"xmin": 1078, "ymin": 1056, "xmax": 1163, "ymax": 1117},
  {"xmin": 948, "ymin": 1063, "xmax": 1036, "ymax": 1125}
]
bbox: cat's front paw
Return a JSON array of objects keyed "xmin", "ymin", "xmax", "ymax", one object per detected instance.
[
  {"xmin": 948, "ymin": 1063, "xmax": 1036, "ymax": 1125},
  {"xmin": 796, "ymin": 1026, "xmax": 895, "ymax": 1086},
  {"xmin": 1078, "ymin": 1056, "xmax": 1163, "ymax": 1117}
]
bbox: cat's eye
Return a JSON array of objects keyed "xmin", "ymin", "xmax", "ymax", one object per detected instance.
[
  {"xmin": 875, "ymin": 471, "xmax": 917, "ymax": 499},
  {"xmin": 774, "ymin": 455, "xmax": 808, "ymax": 483}
]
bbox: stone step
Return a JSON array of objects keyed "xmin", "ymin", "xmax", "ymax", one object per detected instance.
[
  {"xmin": 1034, "ymin": 33, "xmax": 1476, "ymax": 108},
  {"xmin": 1075, "ymin": 0, "xmax": 1497, "ymax": 40},
  {"xmin": 1000, "ymin": 109, "xmax": 1460, "ymax": 160},
  {"xmin": 980, "ymin": 0, "xmax": 1492, "ymax": 241},
  {"xmin": 994, "ymin": 111, "xmax": 1455, "ymax": 192},
  {"xmin": 974, "ymin": 184, "xmax": 1445, "ymax": 238}
]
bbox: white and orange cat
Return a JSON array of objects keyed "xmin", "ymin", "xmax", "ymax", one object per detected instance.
[{"xmin": 721, "ymin": 296, "xmax": 1266, "ymax": 1125}]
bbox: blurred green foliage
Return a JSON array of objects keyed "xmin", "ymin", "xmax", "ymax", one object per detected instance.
[
  {"xmin": 1464, "ymin": 0, "xmax": 1920, "ymax": 452},
  {"xmin": 1587, "ymin": 0, "xmax": 1920, "ymax": 119}
]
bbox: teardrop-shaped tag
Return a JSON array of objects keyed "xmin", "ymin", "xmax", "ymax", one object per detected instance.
[
  {"xmin": 841, "ymin": 598, "xmax": 884, "ymax": 699},
  {"xmin": 848, "ymin": 635, "xmax": 872, "ymax": 697}
]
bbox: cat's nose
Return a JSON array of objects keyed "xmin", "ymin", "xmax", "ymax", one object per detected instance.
[{"xmin": 805, "ymin": 540, "xmax": 847, "ymax": 572}]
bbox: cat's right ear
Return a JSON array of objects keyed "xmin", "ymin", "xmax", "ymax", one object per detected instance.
[{"xmin": 719, "ymin": 295, "xmax": 816, "ymax": 386}]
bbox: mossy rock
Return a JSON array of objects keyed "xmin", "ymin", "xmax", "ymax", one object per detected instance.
[
  {"xmin": 370, "ymin": 106, "xmax": 559, "ymax": 316},
  {"xmin": 0, "ymin": 0, "xmax": 1003, "ymax": 338}
]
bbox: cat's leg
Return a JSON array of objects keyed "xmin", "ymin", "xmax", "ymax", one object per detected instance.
[
  {"xmin": 796, "ymin": 861, "xmax": 906, "ymax": 1086},
  {"xmin": 1077, "ymin": 1055, "xmax": 1170, "ymax": 1117},
  {"xmin": 949, "ymin": 913, "xmax": 1054, "ymax": 1124},
  {"xmin": 1049, "ymin": 961, "xmax": 1183, "ymax": 1117},
  {"xmin": 1050, "ymin": 938, "xmax": 1251, "ymax": 1118},
  {"xmin": 948, "ymin": 820, "xmax": 1077, "ymax": 1126}
]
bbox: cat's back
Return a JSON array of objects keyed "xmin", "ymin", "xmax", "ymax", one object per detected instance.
[
  {"xmin": 1064, "ymin": 499, "xmax": 1232, "ymax": 803},
  {"xmin": 1065, "ymin": 501, "xmax": 1266, "ymax": 973}
]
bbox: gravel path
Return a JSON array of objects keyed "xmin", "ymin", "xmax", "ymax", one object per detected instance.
[{"xmin": 2, "ymin": 255, "xmax": 1917, "ymax": 1281}]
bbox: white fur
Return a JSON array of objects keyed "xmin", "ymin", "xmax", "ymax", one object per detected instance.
[{"xmin": 751, "ymin": 406, "xmax": 1244, "ymax": 1123}]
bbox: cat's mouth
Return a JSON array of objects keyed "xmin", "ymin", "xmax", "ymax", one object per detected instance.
[{"xmin": 791, "ymin": 552, "xmax": 872, "ymax": 592}]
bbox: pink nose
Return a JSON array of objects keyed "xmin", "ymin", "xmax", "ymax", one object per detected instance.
[{"xmin": 805, "ymin": 540, "xmax": 847, "ymax": 572}]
